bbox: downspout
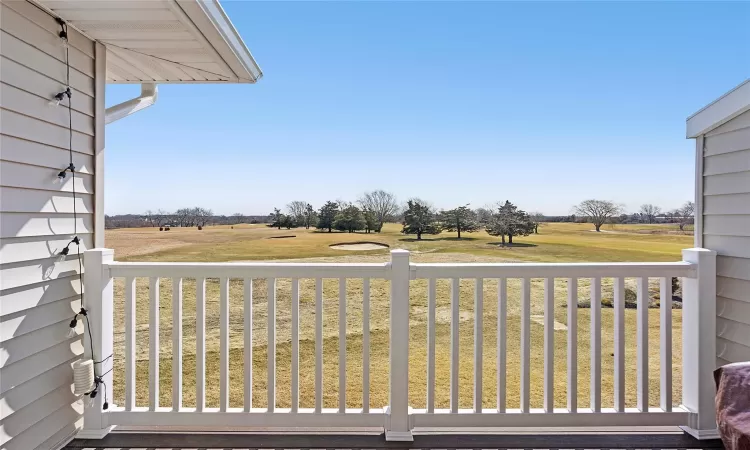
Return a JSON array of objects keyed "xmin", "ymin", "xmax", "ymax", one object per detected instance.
[{"xmin": 105, "ymin": 83, "xmax": 158, "ymax": 124}]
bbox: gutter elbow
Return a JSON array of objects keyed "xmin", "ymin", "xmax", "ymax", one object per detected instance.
[{"xmin": 105, "ymin": 83, "xmax": 158, "ymax": 124}]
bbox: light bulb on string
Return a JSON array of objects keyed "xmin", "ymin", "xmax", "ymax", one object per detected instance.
[
  {"xmin": 49, "ymin": 91, "xmax": 65, "ymax": 107},
  {"xmin": 57, "ymin": 236, "xmax": 79, "ymax": 262},
  {"xmin": 54, "ymin": 163, "xmax": 74, "ymax": 184}
]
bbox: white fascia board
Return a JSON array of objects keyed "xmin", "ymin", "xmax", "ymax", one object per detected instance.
[
  {"xmin": 686, "ymin": 79, "xmax": 750, "ymax": 138},
  {"xmin": 177, "ymin": 0, "xmax": 263, "ymax": 83}
]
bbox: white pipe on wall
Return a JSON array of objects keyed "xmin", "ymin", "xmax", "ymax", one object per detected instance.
[{"xmin": 104, "ymin": 83, "xmax": 158, "ymax": 124}]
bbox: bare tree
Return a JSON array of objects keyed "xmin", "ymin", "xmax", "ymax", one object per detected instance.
[
  {"xmin": 143, "ymin": 210, "xmax": 156, "ymax": 227},
  {"xmin": 676, "ymin": 201, "xmax": 695, "ymax": 231},
  {"xmin": 232, "ymin": 213, "xmax": 244, "ymax": 224},
  {"xmin": 358, "ymin": 190, "xmax": 398, "ymax": 232},
  {"xmin": 195, "ymin": 207, "xmax": 213, "ymax": 227},
  {"xmin": 573, "ymin": 199, "xmax": 623, "ymax": 232},
  {"xmin": 529, "ymin": 211, "xmax": 545, "ymax": 234},
  {"xmin": 639, "ymin": 204, "xmax": 662, "ymax": 224},
  {"xmin": 153, "ymin": 209, "xmax": 170, "ymax": 227},
  {"xmin": 286, "ymin": 201, "xmax": 308, "ymax": 226},
  {"xmin": 175, "ymin": 208, "xmax": 191, "ymax": 227}
]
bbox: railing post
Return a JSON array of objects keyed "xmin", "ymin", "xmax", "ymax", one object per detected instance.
[
  {"xmin": 79, "ymin": 248, "xmax": 115, "ymax": 439},
  {"xmin": 681, "ymin": 248, "xmax": 718, "ymax": 440},
  {"xmin": 385, "ymin": 249, "xmax": 413, "ymax": 441}
]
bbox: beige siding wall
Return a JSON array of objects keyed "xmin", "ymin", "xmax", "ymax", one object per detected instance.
[
  {"xmin": 701, "ymin": 109, "xmax": 750, "ymax": 366},
  {"xmin": 0, "ymin": 1, "xmax": 100, "ymax": 448}
]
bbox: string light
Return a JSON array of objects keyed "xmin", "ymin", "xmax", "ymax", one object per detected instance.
[
  {"xmin": 56, "ymin": 162, "xmax": 75, "ymax": 181},
  {"xmin": 51, "ymin": 16, "xmax": 112, "ymax": 407},
  {"xmin": 59, "ymin": 236, "xmax": 80, "ymax": 256},
  {"xmin": 50, "ymin": 87, "xmax": 72, "ymax": 107}
]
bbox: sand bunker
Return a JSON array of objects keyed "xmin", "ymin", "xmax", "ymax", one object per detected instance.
[{"xmin": 330, "ymin": 242, "xmax": 389, "ymax": 251}]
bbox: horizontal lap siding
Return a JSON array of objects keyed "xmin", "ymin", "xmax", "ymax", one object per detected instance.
[
  {"xmin": 702, "ymin": 109, "xmax": 750, "ymax": 364},
  {"xmin": 718, "ymin": 296, "xmax": 750, "ymax": 325},
  {"xmin": 0, "ymin": 2, "xmax": 98, "ymax": 448},
  {"xmin": 716, "ymin": 255, "xmax": 750, "ymax": 281}
]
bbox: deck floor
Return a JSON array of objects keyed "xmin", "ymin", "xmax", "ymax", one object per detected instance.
[{"xmin": 64, "ymin": 430, "xmax": 724, "ymax": 450}]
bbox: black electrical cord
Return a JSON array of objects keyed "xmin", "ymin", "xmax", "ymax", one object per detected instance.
[
  {"xmin": 61, "ymin": 25, "xmax": 84, "ymax": 314},
  {"xmin": 94, "ymin": 354, "xmax": 113, "ymax": 365},
  {"xmin": 83, "ymin": 314, "xmax": 96, "ymax": 368},
  {"xmin": 59, "ymin": 21, "xmax": 93, "ymax": 362},
  {"xmin": 55, "ymin": 20, "xmax": 109, "ymax": 404}
]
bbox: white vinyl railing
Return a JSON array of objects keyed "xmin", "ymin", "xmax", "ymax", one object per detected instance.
[{"xmin": 79, "ymin": 247, "xmax": 718, "ymax": 441}]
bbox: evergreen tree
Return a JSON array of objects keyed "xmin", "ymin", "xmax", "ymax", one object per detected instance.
[
  {"xmin": 316, "ymin": 201, "xmax": 339, "ymax": 233},
  {"xmin": 440, "ymin": 205, "xmax": 479, "ymax": 239},
  {"xmin": 304, "ymin": 203, "xmax": 317, "ymax": 229},
  {"xmin": 486, "ymin": 201, "xmax": 535, "ymax": 245},
  {"xmin": 334, "ymin": 205, "xmax": 366, "ymax": 233},
  {"xmin": 270, "ymin": 208, "xmax": 283, "ymax": 230},
  {"xmin": 402, "ymin": 199, "xmax": 441, "ymax": 240},
  {"xmin": 280, "ymin": 214, "xmax": 294, "ymax": 229},
  {"xmin": 363, "ymin": 207, "xmax": 378, "ymax": 234}
]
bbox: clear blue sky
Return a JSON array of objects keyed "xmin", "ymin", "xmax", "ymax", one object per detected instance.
[{"xmin": 105, "ymin": 1, "xmax": 750, "ymax": 216}]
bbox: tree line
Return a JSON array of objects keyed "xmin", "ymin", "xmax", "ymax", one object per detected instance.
[
  {"xmin": 269, "ymin": 195, "xmax": 695, "ymax": 242},
  {"xmin": 108, "ymin": 193, "xmax": 695, "ymax": 241},
  {"xmin": 271, "ymin": 190, "xmax": 399, "ymax": 234},
  {"xmin": 106, "ymin": 208, "xmax": 268, "ymax": 229},
  {"xmin": 269, "ymin": 191, "xmax": 544, "ymax": 243}
]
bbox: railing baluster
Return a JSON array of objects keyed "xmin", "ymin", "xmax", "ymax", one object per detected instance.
[
  {"xmin": 362, "ymin": 278, "xmax": 371, "ymax": 413},
  {"xmin": 148, "ymin": 277, "xmax": 160, "ymax": 411},
  {"xmin": 124, "ymin": 276, "xmax": 136, "ymax": 411},
  {"xmin": 660, "ymin": 277, "xmax": 672, "ymax": 412},
  {"xmin": 244, "ymin": 278, "xmax": 253, "ymax": 412},
  {"xmin": 544, "ymin": 277, "xmax": 554, "ymax": 413},
  {"xmin": 590, "ymin": 277, "xmax": 601, "ymax": 412},
  {"xmin": 338, "ymin": 278, "xmax": 346, "ymax": 412},
  {"xmin": 427, "ymin": 278, "xmax": 436, "ymax": 413},
  {"xmin": 172, "ymin": 277, "xmax": 183, "ymax": 411},
  {"xmin": 474, "ymin": 278, "xmax": 483, "ymax": 413},
  {"xmin": 450, "ymin": 278, "xmax": 460, "ymax": 413},
  {"xmin": 637, "ymin": 276, "xmax": 649, "ymax": 412},
  {"xmin": 219, "ymin": 277, "xmax": 229, "ymax": 412},
  {"xmin": 520, "ymin": 277, "xmax": 531, "ymax": 413},
  {"xmin": 315, "ymin": 278, "xmax": 323, "ymax": 413},
  {"xmin": 291, "ymin": 278, "xmax": 300, "ymax": 413},
  {"xmin": 497, "ymin": 277, "xmax": 507, "ymax": 413},
  {"xmin": 196, "ymin": 278, "xmax": 205, "ymax": 412},
  {"xmin": 614, "ymin": 277, "xmax": 626, "ymax": 412},
  {"xmin": 567, "ymin": 278, "xmax": 577, "ymax": 413},
  {"xmin": 267, "ymin": 278, "xmax": 276, "ymax": 412}
]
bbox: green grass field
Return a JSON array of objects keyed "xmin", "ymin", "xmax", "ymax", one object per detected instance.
[{"xmin": 106, "ymin": 222, "xmax": 692, "ymax": 411}]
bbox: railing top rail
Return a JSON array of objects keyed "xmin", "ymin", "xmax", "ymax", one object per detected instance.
[
  {"xmin": 410, "ymin": 261, "xmax": 696, "ymax": 279},
  {"xmin": 106, "ymin": 261, "xmax": 391, "ymax": 279}
]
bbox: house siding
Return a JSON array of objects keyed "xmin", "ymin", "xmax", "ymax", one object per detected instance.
[
  {"xmin": 0, "ymin": 1, "xmax": 102, "ymax": 448},
  {"xmin": 701, "ymin": 109, "xmax": 750, "ymax": 365}
]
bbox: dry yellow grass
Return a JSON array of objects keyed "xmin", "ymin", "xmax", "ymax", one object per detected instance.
[{"xmin": 106, "ymin": 223, "xmax": 688, "ymax": 411}]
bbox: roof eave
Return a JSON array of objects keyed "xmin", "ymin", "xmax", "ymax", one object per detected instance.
[
  {"xmin": 686, "ymin": 79, "xmax": 750, "ymax": 138},
  {"xmin": 178, "ymin": 0, "xmax": 263, "ymax": 83}
]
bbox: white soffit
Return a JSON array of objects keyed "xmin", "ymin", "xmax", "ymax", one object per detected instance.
[
  {"xmin": 37, "ymin": 0, "xmax": 262, "ymax": 83},
  {"xmin": 686, "ymin": 79, "xmax": 750, "ymax": 138}
]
